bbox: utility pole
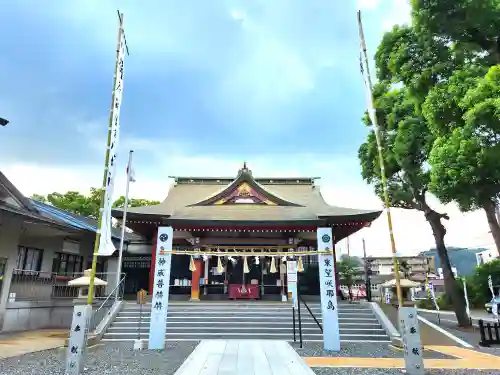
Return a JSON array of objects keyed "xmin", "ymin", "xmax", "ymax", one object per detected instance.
[
  {"xmin": 357, "ymin": 10, "xmax": 403, "ymax": 307},
  {"xmin": 363, "ymin": 239, "xmax": 372, "ymax": 302},
  {"xmin": 65, "ymin": 11, "xmax": 129, "ymax": 375}
]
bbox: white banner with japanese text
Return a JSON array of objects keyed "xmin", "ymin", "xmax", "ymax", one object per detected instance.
[
  {"xmin": 98, "ymin": 27, "xmax": 126, "ymax": 256},
  {"xmin": 317, "ymin": 227, "xmax": 340, "ymax": 351},
  {"xmin": 148, "ymin": 226, "xmax": 173, "ymax": 349}
]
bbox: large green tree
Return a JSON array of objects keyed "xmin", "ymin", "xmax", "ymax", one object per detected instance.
[
  {"xmin": 426, "ymin": 66, "xmax": 500, "ymax": 251},
  {"xmin": 411, "ymin": 0, "xmax": 500, "ymax": 65},
  {"xmin": 359, "ymin": 23, "xmax": 470, "ymax": 326},
  {"xmin": 32, "ymin": 188, "xmax": 159, "ymax": 219},
  {"xmin": 337, "ymin": 255, "xmax": 363, "ymax": 301}
]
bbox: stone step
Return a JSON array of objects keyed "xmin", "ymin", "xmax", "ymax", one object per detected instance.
[
  {"xmin": 106, "ymin": 326, "xmax": 386, "ymax": 334},
  {"xmin": 110, "ymin": 320, "xmax": 381, "ymax": 327},
  {"xmin": 102, "ymin": 332, "xmax": 391, "ymax": 342},
  {"xmin": 113, "ymin": 315, "xmax": 380, "ymax": 323},
  {"xmin": 120, "ymin": 309, "xmax": 373, "ymax": 317},
  {"xmin": 105, "ymin": 301, "xmax": 390, "ymax": 343},
  {"xmin": 122, "ymin": 303, "xmax": 365, "ymax": 309}
]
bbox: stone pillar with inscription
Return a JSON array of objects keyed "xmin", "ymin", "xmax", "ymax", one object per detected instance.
[
  {"xmin": 317, "ymin": 227, "xmax": 341, "ymax": 351},
  {"xmin": 65, "ymin": 303, "xmax": 92, "ymax": 375},
  {"xmin": 148, "ymin": 226, "xmax": 173, "ymax": 350},
  {"xmin": 398, "ymin": 307, "xmax": 425, "ymax": 375}
]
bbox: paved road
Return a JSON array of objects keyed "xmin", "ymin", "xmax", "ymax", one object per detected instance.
[
  {"xmin": 416, "ymin": 310, "xmax": 500, "ymax": 349},
  {"xmin": 418, "ymin": 308, "xmax": 498, "ymax": 324}
]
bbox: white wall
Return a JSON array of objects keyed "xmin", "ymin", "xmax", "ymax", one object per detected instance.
[
  {"xmin": 476, "ymin": 249, "xmax": 497, "ymax": 266},
  {"xmin": 0, "ymin": 215, "xmax": 23, "ymax": 328}
]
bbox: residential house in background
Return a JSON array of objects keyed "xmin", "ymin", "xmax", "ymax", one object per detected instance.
[
  {"xmin": 0, "ymin": 171, "xmax": 143, "ymax": 332},
  {"xmin": 475, "ymin": 248, "xmax": 497, "ymax": 266},
  {"xmin": 365, "ymin": 255, "xmax": 435, "ymax": 277},
  {"xmin": 420, "ymin": 247, "xmax": 487, "ymax": 276}
]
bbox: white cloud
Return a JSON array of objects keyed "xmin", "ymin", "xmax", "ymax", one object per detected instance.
[
  {"xmin": 358, "ymin": 0, "xmax": 411, "ymax": 30},
  {"xmin": 357, "ymin": 0, "xmax": 381, "ymax": 10}
]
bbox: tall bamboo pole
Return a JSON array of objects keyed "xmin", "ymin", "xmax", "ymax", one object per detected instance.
[
  {"xmin": 357, "ymin": 10, "xmax": 404, "ymax": 307},
  {"xmin": 87, "ymin": 14, "xmax": 125, "ymax": 306}
]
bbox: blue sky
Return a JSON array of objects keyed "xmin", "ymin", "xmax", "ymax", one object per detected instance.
[
  {"xmin": 0, "ymin": 0, "xmax": 495, "ymax": 256},
  {"xmin": 0, "ymin": 0, "xmax": 399, "ymax": 172}
]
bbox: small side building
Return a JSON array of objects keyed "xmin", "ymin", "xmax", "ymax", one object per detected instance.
[{"xmin": 0, "ymin": 171, "xmax": 143, "ymax": 332}]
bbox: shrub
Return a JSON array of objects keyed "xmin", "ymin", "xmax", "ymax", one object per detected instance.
[{"xmin": 417, "ymin": 298, "xmax": 435, "ymax": 310}]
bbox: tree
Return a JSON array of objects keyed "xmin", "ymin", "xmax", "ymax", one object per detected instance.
[
  {"xmin": 359, "ymin": 78, "xmax": 470, "ymax": 327},
  {"xmin": 360, "ymin": 17, "xmax": 477, "ymax": 326},
  {"xmin": 32, "ymin": 188, "xmax": 160, "ymax": 219},
  {"xmin": 113, "ymin": 196, "xmax": 160, "ymax": 209},
  {"xmin": 425, "ymin": 65, "xmax": 500, "ymax": 251},
  {"xmin": 411, "ymin": 0, "xmax": 500, "ymax": 65},
  {"xmin": 467, "ymin": 259, "xmax": 500, "ymax": 308},
  {"xmin": 399, "ymin": 260, "xmax": 410, "ymax": 279},
  {"xmin": 374, "ymin": 25, "xmax": 455, "ymax": 103},
  {"xmin": 338, "ymin": 255, "xmax": 363, "ymax": 301}
]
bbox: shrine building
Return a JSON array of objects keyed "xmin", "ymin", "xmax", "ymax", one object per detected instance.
[{"xmin": 111, "ymin": 164, "xmax": 381, "ymax": 300}]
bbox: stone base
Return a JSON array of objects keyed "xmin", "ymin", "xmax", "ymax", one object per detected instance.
[{"xmin": 133, "ymin": 339, "xmax": 145, "ymax": 350}]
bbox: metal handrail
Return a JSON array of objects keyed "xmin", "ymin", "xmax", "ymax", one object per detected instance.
[
  {"xmin": 300, "ymin": 296, "xmax": 323, "ymax": 333},
  {"xmin": 95, "ymin": 275, "xmax": 126, "ymax": 313},
  {"xmin": 90, "ymin": 275, "xmax": 126, "ymax": 333}
]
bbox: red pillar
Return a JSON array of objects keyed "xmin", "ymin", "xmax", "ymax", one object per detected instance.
[
  {"xmin": 190, "ymin": 259, "xmax": 203, "ymax": 301},
  {"xmin": 149, "ymin": 228, "xmax": 158, "ymax": 293}
]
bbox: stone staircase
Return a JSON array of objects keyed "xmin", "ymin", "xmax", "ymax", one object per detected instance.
[{"xmin": 102, "ymin": 301, "xmax": 390, "ymax": 342}]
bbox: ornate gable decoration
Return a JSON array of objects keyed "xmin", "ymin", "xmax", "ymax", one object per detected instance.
[
  {"xmin": 214, "ymin": 182, "xmax": 277, "ymax": 205},
  {"xmin": 190, "ymin": 163, "xmax": 303, "ymax": 207}
]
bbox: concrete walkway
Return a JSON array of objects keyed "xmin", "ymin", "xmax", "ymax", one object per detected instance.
[
  {"xmin": 174, "ymin": 340, "xmax": 315, "ymax": 375},
  {"xmin": 0, "ymin": 329, "xmax": 67, "ymax": 359}
]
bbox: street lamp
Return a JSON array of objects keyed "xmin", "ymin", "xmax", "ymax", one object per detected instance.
[{"xmin": 0, "ymin": 117, "xmax": 9, "ymax": 126}]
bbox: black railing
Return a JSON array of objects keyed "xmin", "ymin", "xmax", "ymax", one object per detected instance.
[
  {"xmin": 292, "ymin": 273, "xmax": 324, "ymax": 348},
  {"xmin": 479, "ymin": 319, "xmax": 500, "ymax": 347},
  {"xmin": 301, "ymin": 296, "xmax": 323, "ymax": 333}
]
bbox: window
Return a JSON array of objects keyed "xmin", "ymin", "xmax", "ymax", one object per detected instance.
[
  {"xmin": 16, "ymin": 247, "xmax": 43, "ymax": 272},
  {"xmin": 52, "ymin": 252, "xmax": 83, "ymax": 276}
]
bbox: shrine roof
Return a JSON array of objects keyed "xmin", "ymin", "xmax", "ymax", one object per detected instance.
[{"xmin": 112, "ymin": 164, "xmax": 382, "ymax": 224}]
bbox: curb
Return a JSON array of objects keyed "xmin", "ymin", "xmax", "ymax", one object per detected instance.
[{"xmin": 365, "ymin": 301, "xmax": 401, "ymax": 346}]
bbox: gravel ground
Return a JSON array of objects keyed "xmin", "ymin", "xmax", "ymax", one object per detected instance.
[
  {"xmin": 291, "ymin": 342, "xmax": 454, "ymax": 359},
  {"xmin": 312, "ymin": 369, "xmax": 500, "ymax": 375},
  {"xmin": 0, "ymin": 341, "xmax": 198, "ymax": 375}
]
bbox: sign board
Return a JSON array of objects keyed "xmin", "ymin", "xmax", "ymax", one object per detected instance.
[
  {"xmin": 317, "ymin": 227, "xmax": 340, "ymax": 351},
  {"xmin": 385, "ymin": 290, "xmax": 391, "ymax": 304},
  {"xmin": 287, "ymin": 261, "xmax": 298, "ymax": 306},
  {"xmin": 65, "ymin": 304, "xmax": 91, "ymax": 375},
  {"xmin": 428, "ymin": 282, "xmax": 439, "ymax": 311},
  {"xmin": 148, "ymin": 226, "xmax": 173, "ymax": 350},
  {"xmin": 399, "ymin": 307, "xmax": 425, "ymax": 375},
  {"xmin": 287, "ymin": 261, "xmax": 297, "ymax": 283}
]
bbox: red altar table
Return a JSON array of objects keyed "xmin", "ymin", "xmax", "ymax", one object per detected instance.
[{"xmin": 228, "ymin": 284, "xmax": 260, "ymax": 299}]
